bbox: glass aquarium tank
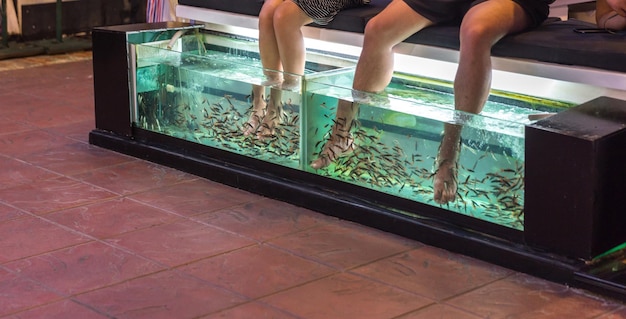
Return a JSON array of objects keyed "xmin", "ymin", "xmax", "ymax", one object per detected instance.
[
  {"xmin": 134, "ymin": 30, "xmax": 355, "ymax": 169},
  {"xmin": 91, "ymin": 22, "xmax": 626, "ymax": 299},
  {"xmin": 131, "ymin": 28, "xmax": 575, "ymax": 231},
  {"xmin": 304, "ymin": 71, "xmax": 573, "ymax": 230}
]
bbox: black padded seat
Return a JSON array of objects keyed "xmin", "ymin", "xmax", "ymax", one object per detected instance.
[
  {"xmin": 495, "ymin": 20, "xmax": 626, "ymax": 73},
  {"xmin": 319, "ymin": 0, "xmax": 390, "ymax": 33},
  {"xmin": 178, "ymin": 0, "xmax": 626, "ymax": 73},
  {"xmin": 406, "ymin": 19, "xmax": 626, "ymax": 73}
]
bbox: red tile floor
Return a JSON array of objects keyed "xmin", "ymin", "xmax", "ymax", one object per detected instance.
[{"xmin": 0, "ymin": 52, "xmax": 625, "ymax": 319}]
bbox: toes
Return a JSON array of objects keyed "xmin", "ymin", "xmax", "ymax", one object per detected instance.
[
  {"xmin": 242, "ymin": 122, "xmax": 257, "ymax": 136},
  {"xmin": 256, "ymin": 120, "xmax": 277, "ymax": 140},
  {"xmin": 433, "ymin": 166, "xmax": 457, "ymax": 205},
  {"xmin": 310, "ymin": 137, "xmax": 355, "ymax": 170},
  {"xmin": 310, "ymin": 156, "xmax": 331, "ymax": 169}
]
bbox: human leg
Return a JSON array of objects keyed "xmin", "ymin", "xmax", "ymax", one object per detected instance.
[
  {"xmin": 256, "ymin": 87, "xmax": 284, "ymax": 139},
  {"xmin": 309, "ymin": 100, "xmax": 359, "ymax": 169},
  {"xmin": 258, "ymin": 0, "xmax": 285, "ymax": 81},
  {"xmin": 245, "ymin": 1, "xmax": 312, "ymax": 138},
  {"xmin": 433, "ymin": 0, "xmax": 533, "ymax": 204},
  {"xmin": 311, "ymin": 0, "xmax": 433, "ymax": 169},
  {"xmin": 243, "ymin": 85, "xmax": 267, "ymax": 136},
  {"xmin": 245, "ymin": 0, "xmax": 285, "ymax": 136},
  {"xmin": 273, "ymin": 0, "xmax": 314, "ymax": 89},
  {"xmin": 353, "ymin": 0, "xmax": 434, "ymax": 92}
]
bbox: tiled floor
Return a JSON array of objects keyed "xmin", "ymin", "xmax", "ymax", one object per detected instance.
[{"xmin": 0, "ymin": 52, "xmax": 625, "ymax": 319}]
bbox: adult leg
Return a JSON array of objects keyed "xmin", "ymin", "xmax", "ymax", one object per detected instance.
[
  {"xmin": 311, "ymin": 0, "xmax": 433, "ymax": 169},
  {"xmin": 353, "ymin": 0, "xmax": 433, "ymax": 92},
  {"xmin": 596, "ymin": 0, "xmax": 626, "ymax": 30},
  {"xmin": 433, "ymin": 0, "xmax": 532, "ymax": 204}
]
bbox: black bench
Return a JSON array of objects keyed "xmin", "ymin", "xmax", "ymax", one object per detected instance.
[{"xmin": 178, "ymin": 0, "xmax": 626, "ymax": 73}]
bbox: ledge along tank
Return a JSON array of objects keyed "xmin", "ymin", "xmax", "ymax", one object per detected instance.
[{"xmin": 132, "ymin": 29, "xmax": 574, "ymax": 231}]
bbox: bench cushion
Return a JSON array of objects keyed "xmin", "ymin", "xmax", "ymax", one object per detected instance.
[
  {"xmin": 404, "ymin": 19, "xmax": 626, "ymax": 73},
  {"xmin": 495, "ymin": 20, "xmax": 626, "ymax": 73},
  {"xmin": 178, "ymin": 0, "xmax": 626, "ymax": 73}
]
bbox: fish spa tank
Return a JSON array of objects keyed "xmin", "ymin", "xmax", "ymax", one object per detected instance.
[{"xmin": 91, "ymin": 22, "xmax": 626, "ymax": 298}]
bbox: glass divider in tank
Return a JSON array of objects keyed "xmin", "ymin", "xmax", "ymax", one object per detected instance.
[
  {"xmin": 130, "ymin": 44, "xmax": 139, "ymax": 125},
  {"xmin": 306, "ymin": 89, "xmax": 526, "ymax": 230}
]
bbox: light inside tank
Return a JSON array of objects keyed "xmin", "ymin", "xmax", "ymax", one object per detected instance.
[{"xmin": 133, "ymin": 29, "xmax": 578, "ymax": 230}]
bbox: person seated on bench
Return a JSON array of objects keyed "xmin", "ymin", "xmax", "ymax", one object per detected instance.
[
  {"xmin": 243, "ymin": 0, "xmax": 369, "ymax": 139},
  {"xmin": 310, "ymin": 0, "xmax": 554, "ymax": 205},
  {"xmin": 596, "ymin": 0, "xmax": 626, "ymax": 30}
]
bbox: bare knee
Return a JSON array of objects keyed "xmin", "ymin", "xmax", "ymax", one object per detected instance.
[
  {"xmin": 364, "ymin": 14, "xmax": 386, "ymax": 35},
  {"xmin": 363, "ymin": 16, "xmax": 396, "ymax": 50},
  {"xmin": 258, "ymin": 6, "xmax": 276, "ymax": 30},
  {"xmin": 272, "ymin": 4, "xmax": 289, "ymax": 29},
  {"xmin": 459, "ymin": 22, "xmax": 495, "ymax": 51},
  {"xmin": 273, "ymin": 3, "xmax": 308, "ymax": 32}
]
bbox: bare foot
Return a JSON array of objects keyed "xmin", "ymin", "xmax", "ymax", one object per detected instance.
[
  {"xmin": 256, "ymin": 110, "xmax": 281, "ymax": 140},
  {"xmin": 310, "ymin": 133, "xmax": 355, "ymax": 169},
  {"xmin": 281, "ymin": 78, "xmax": 300, "ymax": 92},
  {"xmin": 433, "ymin": 158, "xmax": 458, "ymax": 204},
  {"xmin": 256, "ymin": 98, "xmax": 282, "ymax": 140},
  {"xmin": 243, "ymin": 106, "xmax": 265, "ymax": 136},
  {"xmin": 244, "ymin": 85, "xmax": 268, "ymax": 137},
  {"xmin": 261, "ymin": 78, "xmax": 282, "ymax": 87}
]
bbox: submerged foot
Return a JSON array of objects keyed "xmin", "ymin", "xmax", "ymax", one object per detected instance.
[
  {"xmin": 261, "ymin": 78, "xmax": 282, "ymax": 88},
  {"xmin": 281, "ymin": 78, "xmax": 300, "ymax": 92},
  {"xmin": 244, "ymin": 88, "xmax": 267, "ymax": 136},
  {"xmin": 310, "ymin": 134, "xmax": 355, "ymax": 169},
  {"xmin": 352, "ymin": 90, "xmax": 391, "ymax": 108},
  {"xmin": 256, "ymin": 102, "xmax": 283, "ymax": 140},
  {"xmin": 243, "ymin": 109, "xmax": 264, "ymax": 137},
  {"xmin": 256, "ymin": 113, "xmax": 280, "ymax": 140},
  {"xmin": 433, "ymin": 158, "xmax": 458, "ymax": 204}
]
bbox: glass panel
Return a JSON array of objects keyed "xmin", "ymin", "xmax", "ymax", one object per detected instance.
[
  {"xmin": 133, "ymin": 31, "xmax": 353, "ymax": 169},
  {"xmin": 131, "ymin": 28, "xmax": 577, "ymax": 231},
  {"xmin": 304, "ymin": 71, "xmax": 574, "ymax": 230}
]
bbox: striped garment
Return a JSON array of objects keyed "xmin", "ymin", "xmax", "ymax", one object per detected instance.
[{"xmin": 292, "ymin": 0, "xmax": 370, "ymax": 25}]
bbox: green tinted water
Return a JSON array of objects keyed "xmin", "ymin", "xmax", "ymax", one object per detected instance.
[
  {"xmin": 134, "ymin": 34, "xmax": 574, "ymax": 230},
  {"xmin": 136, "ymin": 59, "xmax": 302, "ymax": 168}
]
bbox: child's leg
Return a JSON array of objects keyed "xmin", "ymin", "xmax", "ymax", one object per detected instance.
[
  {"xmin": 257, "ymin": 87, "xmax": 283, "ymax": 139},
  {"xmin": 273, "ymin": 1, "xmax": 313, "ymax": 89},
  {"xmin": 244, "ymin": 85, "xmax": 267, "ymax": 136},
  {"xmin": 245, "ymin": 0, "xmax": 284, "ymax": 136},
  {"xmin": 258, "ymin": 0, "xmax": 285, "ymax": 76}
]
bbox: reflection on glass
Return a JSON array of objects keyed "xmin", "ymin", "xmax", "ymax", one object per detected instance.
[
  {"xmin": 133, "ymin": 30, "xmax": 575, "ymax": 231},
  {"xmin": 305, "ymin": 72, "xmax": 573, "ymax": 230},
  {"xmin": 135, "ymin": 31, "xmax": 306, "ymax": 169}
]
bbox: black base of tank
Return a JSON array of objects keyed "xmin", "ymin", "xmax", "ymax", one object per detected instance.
[{"xmin": 89, "ymin": 128, "xmax": 626, "ymax": 302}]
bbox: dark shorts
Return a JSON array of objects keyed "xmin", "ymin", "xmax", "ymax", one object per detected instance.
[
  {"xmin": 292, "ymin": 0, "xmax": 367, "ymax": 25},
  {"xmin": 402, "ymin": 0, "xmax": 554, "ymax": 27}
]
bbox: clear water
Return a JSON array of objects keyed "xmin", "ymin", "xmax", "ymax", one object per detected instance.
[
  {"xmin": 304, "ymin": 92, "xmax": 527, "ymax": 229},
  {"xmin": 134, "ymin": 33, "xmax": 574, "ymax": 230},
  {"xmin": 136, "ymin": 66, "xmax": 303, "ymax": 168}
]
